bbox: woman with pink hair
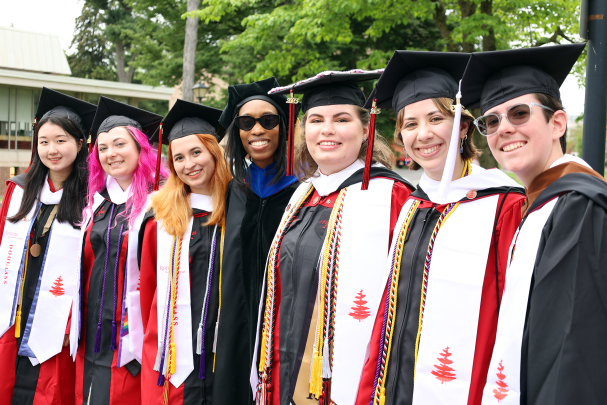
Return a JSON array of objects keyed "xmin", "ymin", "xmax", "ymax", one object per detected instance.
[{"xmin": 74, "ymin": 97, "xmax": 167, "ymax": 405}]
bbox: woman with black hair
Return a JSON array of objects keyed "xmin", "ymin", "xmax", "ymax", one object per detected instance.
[
  {"xmin": 0, "ymin": 88, "xmax": 96, "ymax": 405},
  {"xmin": 213, "ymin": 77, "xmax": 300, "ymax": 405}
]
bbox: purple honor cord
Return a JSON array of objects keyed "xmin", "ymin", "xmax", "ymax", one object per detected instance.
[
  {"xmin": 110, "ymin": 224, "xmax": 124, "ymax": 351},
  {"xmin": 94, "ymin": 204, "xmax": 115, "ymax": 353},
  {"xmin": 199, "ymin": 224, "xmax": 218, "ymax": 380}
]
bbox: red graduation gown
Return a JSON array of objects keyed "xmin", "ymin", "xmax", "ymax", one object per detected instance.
[
  {"xmin": 355, "ymin": 188, "xmax": 525, "ymax": 405},
  {"xmin": 0, "ymin": 176, "xmax": 75, "ymax": 405}
]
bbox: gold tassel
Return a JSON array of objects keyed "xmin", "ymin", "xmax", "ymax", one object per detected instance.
[
  {"xmin": 14, "ymin": 309, "xmax": 21, "ymax": 338},
  {"xmin": 170, "ymin": 343, "xmax": 176, "ymax": 374},
  {"xmin": 258, "ymin": 332, "xmax": 268, "ymax": 373},
  {"xmin": 162, "ymin": 379, "xmax": 170, "ymax": 405},
  {"xmin": 310, "ymin": 351, "xmax": 323, "ymax": 397},
  {"xmin": 379, "ymin": 386, "xmax": 386, "ymax": 405}
]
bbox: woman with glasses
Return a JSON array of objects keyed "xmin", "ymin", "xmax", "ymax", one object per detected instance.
[
  {"xmin": 355, "ymin": 51, "xmax": 525, "ymax": 405},
  {"xmin": 253, "ymin": 70, "xmax": 414, "ymax": 405},
  {"xmin": 462, "ymin": 44, "xmax": 607, "ymax": 405},
  {"xmin": 212, "ymin": 78, "xmax": 301, "ymax": 405},
  {"xmin": 137, "ymin": 100, "xmax": 232, "ymax": 405}
]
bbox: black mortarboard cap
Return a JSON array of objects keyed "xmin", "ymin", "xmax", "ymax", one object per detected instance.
[
  {"xmin": 461, "ymin": 43, "xmax": 586, "ymax": 114},
  {"xmin": 150, "ymin": 99, "xmax": 224, "ymax": 146},
  {"xmin": 363, "ymin": 51, "xmax": 470, "ymax": 113},
  {"xmin": 89, "ymin": 96, "xmax": 163, "ymax": 146},
  {"xmin": 35, "ymin": 87, "xmax": 97, "ymax": 137},
  {"xmin": 269, "ymin": 69, "xmax": 383, "ymax": 113},
  {"xmin": 219, "ymin": 77, "xmax": 297, "ymax": 128},
  {"xmin": 269, "ymin": 69, "xmax": 383, "ymax": 188}
]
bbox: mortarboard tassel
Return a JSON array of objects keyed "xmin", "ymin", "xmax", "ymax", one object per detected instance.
[
  {"xmin": 88, "ymin": 134, "xmax": 92, "ymax": 154},
  {"xmin": 362, "ymin": 99, "xmax": 380, "ymax": 191},
  {"xmin": 154, "ymin": 123, "xmax": 163, "ymax": 191},
  {"xmin": 437, "ymin": 81, "xmax": 463, "ymax": 199},
  {"xmin": 286, "ymin": 90, "xmax": 299, "ymax": 176}
]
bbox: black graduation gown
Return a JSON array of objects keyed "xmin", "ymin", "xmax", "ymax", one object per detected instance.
[
  {"xmin": 359, "ymin": 185, "xmax": 525, "ymax": 405},
  {"xmin": 76, "ymin": 189, "xmax": 141, "ymax": 405},
  {"xmin": 520, "ymin": 173, "xmax": 607, "ymax": 405},
  {"xmin": 138, "ymin": 209, "xmax": 220, "ymax": 404},
  {"xmin": 213, "ymin": 180, "xmax": 298, "ymax": 405}
]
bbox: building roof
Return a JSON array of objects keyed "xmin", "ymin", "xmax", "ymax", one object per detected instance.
[
  {"xmin": 0, "ymin": 68, "xmax": 174, "ymax": 101},
  {"xmin": 0, "ymin": 26, "xmax": 71, "ymax": 75}
]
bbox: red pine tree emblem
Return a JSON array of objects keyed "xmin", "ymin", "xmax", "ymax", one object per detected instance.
[
  {"xmin": 493, "ymin": 360, "xmax": 509, "ymax": 402},
  {"xmin": 349, "ymin": 290, "xmax": 371, "ymax": 321},
  {"xmin": 49, "ymin": 276, "xmax": 65, "ymax": 297},
  {"xmin": 431, "ymin": 346, "xmax": 457, "ymax": 384}
]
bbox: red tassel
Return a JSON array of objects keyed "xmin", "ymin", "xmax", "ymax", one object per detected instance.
[
  {"xmin": 154, "ymin": 123, "xmax": 163, "ymax": 191},
  {"xmin": 362, "ymin": 99, "xmax": 379, "ymax": 191},
  {"xmin": 286, "ymin": 90, "xmax": 298, "ymax": 177},
  {"xmin": 26, "ymin": 119, "xmax": 38, "ymax": 173},
  {"xmin": 318, "ymin": 378, "xmax": 332, "ymax": 405},
  {"xmin": 88, "ymin": 134, "xmax": 92, "ymax": 154}
]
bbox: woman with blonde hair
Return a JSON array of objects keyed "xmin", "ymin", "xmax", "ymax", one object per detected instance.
[
  {"xmin": 138, "ymin": 100, "xmax": 232, "ymax": 405},
  {"xmin": 253, "ymin": 70, "xmax": 414, "ymax": 405}
]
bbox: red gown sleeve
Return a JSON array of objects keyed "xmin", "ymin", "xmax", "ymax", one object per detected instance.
[
  {"xmin": 467, "ymin": 192, "xmax": 525, "ymax": 405},
  {"xmin": 0, "ymin": 181, "xmax": 17, "ymax": 246},
  {"xmin": 139, "ymin": 219, "xmax": 158, "ymax": 333},
  {"xmin": 389, "ymin": 181, "xmax": 412, "ymax": 247}
]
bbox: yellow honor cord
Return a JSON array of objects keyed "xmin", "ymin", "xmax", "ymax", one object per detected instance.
[
  {"xmin": 213, "ymin": 226, "xmax": 225, "ymax": 372},
  {"xmin": 15, "ymin": 236, "xmax": 33, "ymax": 338}
]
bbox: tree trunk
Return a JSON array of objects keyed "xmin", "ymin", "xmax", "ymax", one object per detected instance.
[
  {"xmin": 127, "ymin": 54, "xmax": 138, "ymax": 83},
  {"xmin": 480, "ymin": 1, "xmax": 496, "ymax": 51},
  {"xmin": 182, "ymin": 0, "xmax": 201, "ymax": 102},
  {"xmin": 458, "ymin": 0, "xmax": 477, "ymax": 53},
  {"xmin": 431, "ymin": 0, "xmax": 456, "ymax": 52},
  {"xmin": 115, "ymin": 40, "xmax": 131, "ymax": 83}
]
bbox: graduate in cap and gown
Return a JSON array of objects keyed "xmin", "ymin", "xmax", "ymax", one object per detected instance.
[
  {"xmin": 0, "ymin": 87, "xmax": 95, "ymax": 405},
  {"xmin": 75, "ymin": 97, "xmax": 168, "ymax": 405},
  {"xmin": 212, "ymin": 77, "xmax": 301, "ymax": 405},
  {"xmin": 354, "ymin": 51, "xmax": 526, "ymax": 405},
  {"xmin": 252, "ymin": 69, "xmax": 414, "ymax": 405},
  {"xmin": 137, "ymin": 99, "xmax": 232, "ymax": 404},
  {"xmin": 460, "ymin": 43, "xmax": 607, "ymax": 405}
]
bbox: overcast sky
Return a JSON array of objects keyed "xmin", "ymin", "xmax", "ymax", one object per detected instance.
[{"xmin": 1, "ymin": 0, "xmax": 587, "ymax": 118}]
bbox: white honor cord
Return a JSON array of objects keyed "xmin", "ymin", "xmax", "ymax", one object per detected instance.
[
  {"xmin": 437, "ymin": 80, "xmax": 463, "ymax": 199},
  {"xmin": 197, "ymin": 224, "xmax": 218, "ymax": 355}
]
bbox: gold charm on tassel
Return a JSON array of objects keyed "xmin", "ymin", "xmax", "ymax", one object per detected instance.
[
  {"xmin": 370, "ymin": 100, "xmax": 381, "ymax": 115},
  {"xmin": 286, "ymin": 89, "xmax": 299, "ymax": 104}
]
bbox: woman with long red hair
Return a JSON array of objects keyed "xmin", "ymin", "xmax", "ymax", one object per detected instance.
[
  {"xmin": 76, "ymin": 97, "xmax": 167, "ymax": 405},
  {"xmin": 138, "ymin": 100, "xmax": 232, "ymax": 405}
]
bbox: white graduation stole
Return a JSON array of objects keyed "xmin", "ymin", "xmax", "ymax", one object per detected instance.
[
  {"xmin": 330, "ymin": 178, "xmax": 394, "ymax": 405},
  {"xmin": 412, "ymin": 195, "xmax": 499, "ymax": 405},
  {"xmin": 481, "ymin": 198, "xmax": 558, "ymax": 405},
  {"xmin": 0, "ymin": 186, "xmax": 39, "ymax": 338}
]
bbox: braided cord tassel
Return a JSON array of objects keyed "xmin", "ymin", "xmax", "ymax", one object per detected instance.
[
  {"xmin": 213, "ymin": 226, "xmax": 225, "ymax": 372},
  {"xmin": 371, "ymin": 201, "xmax": 419, "ymax": 405},
  {"xmin": 110, "ymin": 224, "xmax": 125, "ymax": 351},
  {"xmin": 162, "ymin": 236, "xmax": 182, "ymax": 405},
  {"xmin": 257, "ymin": 185, "xmax": 314, "ymax": 404}
]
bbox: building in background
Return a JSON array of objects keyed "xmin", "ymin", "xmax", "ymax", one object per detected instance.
[{"xmin": 0, "ymin": 26, "xmax": 173, "ymax": 196}]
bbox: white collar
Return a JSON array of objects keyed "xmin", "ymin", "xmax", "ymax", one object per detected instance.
[
  {"xmin": 39, "ymin": 175, "xmax": 63, "ymax": 205},
  {"xmin": 106, "ymin": 176, "xmax": 131, "ymax": 205},
  {"xmin": 419, "ymin": 164, "xmax": 520, "ymax": 204},
  {"xmin": 311, "ymin": 160, "xmax": 366, "ymax": 197},
  {"xmin": 550, "ymin": 154, "xmax": 592, "ymax": 169},
  {"xmin": 190, "ymin": 193, "xmax": 213, "ymax": 212}
]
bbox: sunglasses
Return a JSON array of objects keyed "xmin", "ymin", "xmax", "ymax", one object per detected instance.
[
  {"xmin": 474, "ymin": 102, "xmax": 554, "ymax": 136},
  {"xmin": 234, "ymin": 114, "xmax": 280, "ymax": 131}
]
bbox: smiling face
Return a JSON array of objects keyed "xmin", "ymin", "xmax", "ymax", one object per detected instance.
[
  {"xmin": 238, "ymin": 99, "xmax": 280, "ymax": 168},
  {"xmin": 97, "ymin": 126, "xmax": 140, "ymax": 188},
  {"xmin": 484, "ymin": 94, "xmax": 567, "ymax": 187},
  {"xmin": 37, "ymin": 122, "xmax": 82, "ymax": 180},
  {"xmin": 399, "ymin": 98, "xmax": 467, "ymax": 181},
  {"xmin": 304, "ymin": 104, "xmax": 368, "ymax": 175},
  {"xmin": 171, "ymin": 134, "xmax": 216, "ymax": 195}
]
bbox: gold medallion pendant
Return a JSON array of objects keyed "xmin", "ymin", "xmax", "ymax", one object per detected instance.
[{"xmin": 30, "ymin": 243, "xmax": 41, "ymax": 258}]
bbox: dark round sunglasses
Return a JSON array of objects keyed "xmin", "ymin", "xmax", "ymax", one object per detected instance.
[{"xmin": 234, "ymin": 114, "xmax": 280, "ymax": 131}]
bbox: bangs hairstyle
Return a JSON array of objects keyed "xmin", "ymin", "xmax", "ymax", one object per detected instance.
[
  {"xmin": 8, "ymin": 115, "xmax": 88, "ymax": 227},
  {"xmin": 394, "ymin": 97, "xmax": 480, "ymax": 171},
  {"xmin": 150, "ymin": 134, "xmax": 232, "ymax": 237},
  {"xmin": 296, "ymin": 105, "xmax": 394, "ymax": 181},
  {"xmin": 84, "ymin": 126, "xmax": 169, "ymax": 228},
  {"xmin": 225, "ymin": 103, "xmax": 288, "ymax": 190}
]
